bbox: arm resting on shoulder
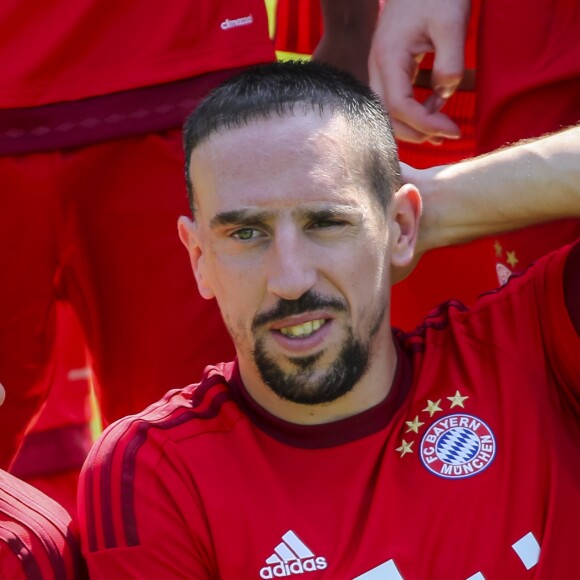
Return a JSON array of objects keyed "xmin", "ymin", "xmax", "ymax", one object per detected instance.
[
  {"xmin": 408, "ymin": 125, "xmax": 580, "ymax": 254},
  {"xmin": 404, "ymin": 124, "xmax": 580, "ymax": 331}
]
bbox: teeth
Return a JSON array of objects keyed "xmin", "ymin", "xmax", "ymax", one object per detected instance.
[{"xmin": 280, "ymin": 319, "xmax": 325, "ymax": 338}]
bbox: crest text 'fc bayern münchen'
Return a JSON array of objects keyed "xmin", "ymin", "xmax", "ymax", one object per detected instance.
[{"xmin": 420, "ymin": 413, "xmax": 496, "ymax": 479}]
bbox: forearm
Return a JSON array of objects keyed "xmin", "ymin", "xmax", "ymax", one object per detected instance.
[
  {"xmin": 415, "ymin": 125, "xmax": 580, "ymax": 252},
  {"xmin": 314, "ymin": 0, "xmax": 380, "ymax": 84}
]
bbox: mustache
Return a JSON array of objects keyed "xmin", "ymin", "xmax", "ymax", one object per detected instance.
[{"xmin": 252, "ymin": 290, "xmax": 348, "ymax": 330}]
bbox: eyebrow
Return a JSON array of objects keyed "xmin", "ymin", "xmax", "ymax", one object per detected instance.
[
  {"xmin": 209, "ymin": 209, "xmax": 276, "ymax": 229},
  {"xmin": 209, "ymin": 205, "xmax": 360, "ymax": 229},
  {"xmin": 299, "ymin": 207, "xmax": 357, "ymax": 221}
]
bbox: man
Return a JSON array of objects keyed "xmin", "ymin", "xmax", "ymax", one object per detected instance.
[
  {"xmin": 0, "ymin": 0, "xmax": 379, "ymax": 517},
  {"xmin": 79, "ymin": 62, "xmax": 580, "ymax": 578},
  {"xmin": 0, "ymin": 381, "xmax": 86, "ymax": 578}
]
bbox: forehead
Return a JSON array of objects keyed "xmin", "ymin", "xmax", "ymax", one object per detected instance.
[{"xmin": 190, "ymin": 112, "xmax": 372, "ymax": 217}]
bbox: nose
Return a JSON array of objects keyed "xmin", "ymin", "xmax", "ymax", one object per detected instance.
[{"xmin": 266, "ymin": 226, "xmax": 318, "ymax": 301}]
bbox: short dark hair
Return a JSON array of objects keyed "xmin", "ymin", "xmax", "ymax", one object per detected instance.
[{"xmin": 183, "ymin": 60, "xmax": 401, "ymax": 216}]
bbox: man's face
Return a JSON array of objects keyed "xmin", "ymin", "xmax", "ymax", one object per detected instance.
[{"xmin": 180, "ymin": 113, "xmax": 410, "ymax": 405}]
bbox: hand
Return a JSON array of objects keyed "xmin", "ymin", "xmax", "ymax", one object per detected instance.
[{"xmin": 369, "ymin": 0, "xmax": 471, "ymax": 144}]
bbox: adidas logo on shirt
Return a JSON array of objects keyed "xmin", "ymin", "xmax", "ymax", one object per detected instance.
[
  {"xmin": 220, "ymin": 14, "xmax": 253, "ymax": 30},
  {"xmin": 259, "ymin": 530, "xmax": 327, "ymax": 578}
]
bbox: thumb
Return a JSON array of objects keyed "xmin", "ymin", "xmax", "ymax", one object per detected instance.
[
  {"xmin": 429, "ymin": 16, "xmax": 468, "ymax": 99},
  {"xmin": 431, "ymin": 40, "xmax": 465, "ymax": 99}
]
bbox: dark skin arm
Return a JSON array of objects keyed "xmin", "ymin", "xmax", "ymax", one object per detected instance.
[{"xmin": 314, "ymin": 0, "xmax": 380, "ymax": 84}]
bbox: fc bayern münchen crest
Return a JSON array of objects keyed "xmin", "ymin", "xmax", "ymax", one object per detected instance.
[{"xmin": 419, "ymin": 413, "xmax": 496, "ymax": 479}]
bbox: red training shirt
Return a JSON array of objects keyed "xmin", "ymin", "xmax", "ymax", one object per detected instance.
[{"xmin": 79, "ymin": 243, "xmax": 580, "ymax": 579}]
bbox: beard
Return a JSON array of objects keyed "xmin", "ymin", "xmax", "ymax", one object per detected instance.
[
  {"xmin": 253, "ymin": 329, "xmax": 370, "ymax": 405},
  {"xmin": 250, "ymin": 290, "xmax": 386, "ymax": 405}
]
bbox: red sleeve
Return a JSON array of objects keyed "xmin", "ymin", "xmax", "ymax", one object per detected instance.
[
  {"xmin": 535, "ymin": 241, "xmax": 580, "ymax": 405},
  {"xmin": 468, "ymin": 241, "xmax": 580, "ymax": 406},
  {"xmin": 78, "ymin": 417, "xmax": 215, "ymax": 579},
  {"xmin": 0, "ymin": 469, "xmax": 87, "ymax": 579}
]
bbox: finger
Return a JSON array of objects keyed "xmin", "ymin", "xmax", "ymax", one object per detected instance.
[
  {"xmin": 429, "ymin": 9, "xmax": 469, "ymax": 98},
  {"xmin": 373, "ymin": 50, "xmax": 460, "ymax": 139},
  {"xmin": 423, "ymin": 93, "xmax": 446, "ymax": 114},
  {"xmin": 369, "ymin": 44, "xmax": 417, "ymax": 112},
  {"xmin": 370, "ymin": 45, "xmax": 461, "ymax": 142},
  {"xmin": 391, "ymin": 118, "xmax": 433, "ymax": 144},
  {"xmin": 392, "ymin": 96, "xmax": 461, "ymax": 139},
  {"xmin": 369, "ymin": 36, "xmax": 422, "ymax": 116},
  {"xmin": 391, "ymin": 118, "xmax": 453, "ymax": 145}
]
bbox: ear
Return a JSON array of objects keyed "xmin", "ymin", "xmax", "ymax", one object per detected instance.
[
  {"xmin": 177, "ymin": 216, "xmax": 215, "ymax": 300},
  {"xmin": 389, "ymin": 183, "xmax": 422, "ymax": 268}
]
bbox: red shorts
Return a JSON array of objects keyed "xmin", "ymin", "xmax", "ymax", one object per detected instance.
[{"xmin": 0, "ymin": 77, "xmax": 238, "ymax": 468}]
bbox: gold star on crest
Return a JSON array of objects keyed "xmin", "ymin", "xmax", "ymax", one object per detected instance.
[
  {"xmin": 396, "ymin": 439, "xmax": 414, "ymax": 457},
  {"xmin": 493, "ymin": 240, "xmax": 503, "ymax": 258},
  {"xmin": 422, "ymin": 399, "xmax": 443, "ymax": 417},
  {"xmin": 405, "ymin": 416, "xmax": 425, "ymax": 433},
  {"xmin": 447, "ymin": 390, "xmax": 469, "ymax": 408},
  {"xmin": 506, "ymin": 250, "xmax": 519, "ymax": 268}
]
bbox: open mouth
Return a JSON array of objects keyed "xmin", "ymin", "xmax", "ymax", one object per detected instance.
[{"xmin": 279, "ymin": 319, "xmax": 327, "ymax": 339}]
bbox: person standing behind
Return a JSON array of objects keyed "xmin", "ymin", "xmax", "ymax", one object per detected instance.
[{"xmin": 0, "ymin": 0, "xmax": 274, "ymax": 472}]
